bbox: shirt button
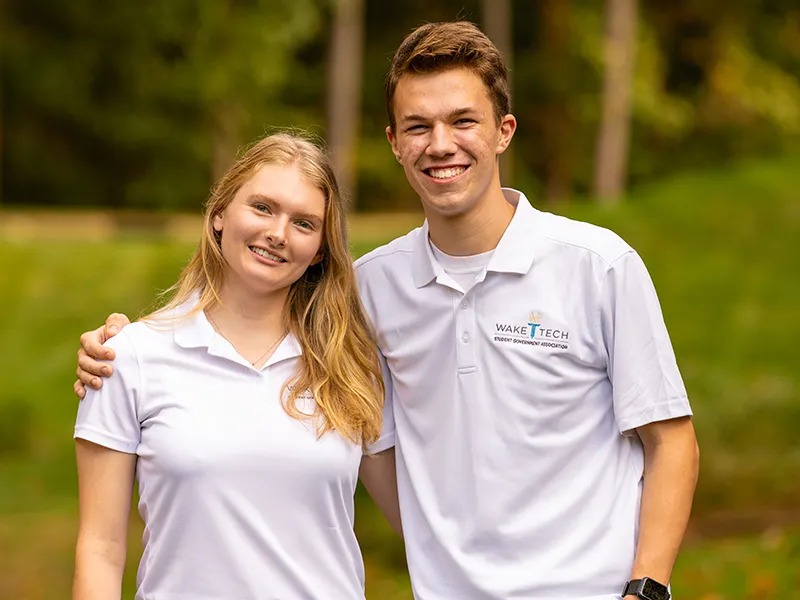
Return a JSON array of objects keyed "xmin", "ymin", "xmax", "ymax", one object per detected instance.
[
  {"xmin": 462, "ymin": 332, "xmax": 470, "ymax": 343},
  {"xmin": 461, "ymin": 301, "xmax": 469, "ymax": 309}
]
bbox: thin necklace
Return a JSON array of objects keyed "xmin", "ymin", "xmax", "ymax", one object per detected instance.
[{"xmin": 205, "ymin": 312, "xmax": 287, "ymax": 367}]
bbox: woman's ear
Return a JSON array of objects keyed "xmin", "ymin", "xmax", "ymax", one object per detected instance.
[{"xmin": 310, "ymin": 250, "xmax": 325, "ymax": 266}]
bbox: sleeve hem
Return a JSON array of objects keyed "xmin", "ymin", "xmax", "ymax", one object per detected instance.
[
  {"xmin": 74, "ymin": 426, "xmax": 139, "ymax": 454},
  {"xmin": 365, "ymin": 430, "xmax": 396, "ymax": 455},
  {"xmin": 618, "ymin": 398, "xmax": 693, "ymax": 434}
]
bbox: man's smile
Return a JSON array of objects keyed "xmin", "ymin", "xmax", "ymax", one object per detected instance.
[{"xmin": 424, "ymin": 165, "xmax": 469, "ymax": 182}]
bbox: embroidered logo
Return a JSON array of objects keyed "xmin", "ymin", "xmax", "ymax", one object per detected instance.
[
  {"xmin": 286, "ymin": 384, "xmax": 315, "ymax": 401},
  {"xmin": 494, "ymin": 311, "xmax": 571, "ymax": 350},
  {"xmin": 527, "ymin": 312, "xmax": 542, "ymax": 339}
]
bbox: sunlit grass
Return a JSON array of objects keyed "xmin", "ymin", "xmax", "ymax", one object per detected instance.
[{"xmin": 672, "ymin": 527, "xmax": 800, "ymax": 599}]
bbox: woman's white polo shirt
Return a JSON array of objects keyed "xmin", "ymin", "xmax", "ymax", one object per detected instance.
[{"xmin": 74, "ymin": 304, "xmax": 395, "ymax": 600}]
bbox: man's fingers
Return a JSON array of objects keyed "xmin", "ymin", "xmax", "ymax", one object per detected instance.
[
  {"xmin": 77, "ymin": 349, "xmax": 110, "ymax": 387},
  {"xmin": 80, "ymin": 326, "xmax": 115, "ymax": 360},
  {"xmin": 76, "ymin": 363, "xmax": 103, "ymax": 390},
  {"xmin": 104, "ymin": 313, "xmax": 131, "ymax": 339},
  {"xmin": 74, "ymin": 379, "xmax": 87, "ymax": 400},
  {"xmin": 76, "ymin": 361, "xmax": 100, "ymax": 389}
]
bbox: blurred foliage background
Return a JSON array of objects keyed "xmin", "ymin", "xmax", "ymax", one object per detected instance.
[
  {"xmin": 1, "ymin": 0, "xmax": 799, "ymax": 598},
  {"xmin": 4, "ymin": 0, "xmax": 800, "ymax": 210}
]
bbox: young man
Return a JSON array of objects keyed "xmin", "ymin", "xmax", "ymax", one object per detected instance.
[{"xmin": 75, "ymin": 21, "xmax": 699, "ymax": 600}]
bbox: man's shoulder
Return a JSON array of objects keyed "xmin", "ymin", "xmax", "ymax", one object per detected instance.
[
  {"xmin": 537, "ymin": 211, "xmax": 634, "ymax": 265},
  {"xmin": 353, "ymin": 226, "xmax": 422, "ymax": 272}
]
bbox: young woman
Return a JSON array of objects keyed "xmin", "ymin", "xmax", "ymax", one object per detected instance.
[{"xmin": 73, "ymin": 133, "xmax": 399, "ymax": 600}]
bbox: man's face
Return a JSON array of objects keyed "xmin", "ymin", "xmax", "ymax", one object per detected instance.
[{"xmin": 387, "ymin": 67, "xmax": 516, "ymax": 219}]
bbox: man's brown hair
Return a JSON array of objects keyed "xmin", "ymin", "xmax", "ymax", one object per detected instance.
[{"xmin": 385, "ymin": 21, "xmax": 511, "ymax": 131}]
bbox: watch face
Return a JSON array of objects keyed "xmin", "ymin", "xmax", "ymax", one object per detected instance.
[{"xmin": 641, "ymin": 578, "xmax": 669, "ymax": 600}]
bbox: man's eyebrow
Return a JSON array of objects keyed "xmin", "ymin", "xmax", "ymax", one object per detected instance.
[
  {"xmin": 246, "ymin": 194, "xmax": 323, "ymax": 223},
  {"xmin": 399, "ymin": 108, "xmax": 479, "ymax": 124},
  {"xmin": 399, "ymin": 113, "xmax": 429, "ymax": 124},
  {"xmin": 448, "ymin": 108, "xmax": 479, "ymax": 119}
]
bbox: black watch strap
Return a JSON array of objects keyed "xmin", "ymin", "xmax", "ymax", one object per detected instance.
[
  {"xmin": 622, "ymin": 579, "xmax": 641, "ymax": 597},
  {"xmin": 622, "ymin": 577, "xmax": 670, "ymax": 600}
]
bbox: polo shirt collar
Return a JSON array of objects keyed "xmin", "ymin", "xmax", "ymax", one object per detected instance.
[
  {"xmin": 171, "ymin": 299, "xmax": 214, "ymax": 350},
  {"xmin": 411, "ymin": 188, "xmax": 540, "ymax": 288},
  {"xmin": 486, "ymin": 189, "xmax": 540, "ymax": 275},
  {"xmin": 170, "ymin": 294, "xmax": 302, "ymax": 367},
  {"xmin": 411, "ymin": 220, "xmax": 439, "ymax": 288}
]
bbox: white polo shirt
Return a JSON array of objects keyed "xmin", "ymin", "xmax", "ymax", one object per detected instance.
[
  {"xmin": 74, "ymin": 302, "xmax": 395, "ymax": 600},
  {"xmin": 355, "ymin": 189, "xmax": 692, "ymax": 600}
]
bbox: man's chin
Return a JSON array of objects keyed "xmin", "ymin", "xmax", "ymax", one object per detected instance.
[{"xmin": 419, "ymin": 195, "xmax": 474, "ymax": 220}]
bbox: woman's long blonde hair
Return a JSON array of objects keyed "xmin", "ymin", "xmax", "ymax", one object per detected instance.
[{"xmin": 150, "ymin": 133, "xmax": 385, "ymax": 449}]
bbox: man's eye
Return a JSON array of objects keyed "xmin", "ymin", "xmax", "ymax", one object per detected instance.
[
  {"xmin": 455, "ymin": 118, "xmax": 475, "ymax": 125},
  {"xmin": 406, "ymin": 124, "xmax": 427, "ymax": 132}
]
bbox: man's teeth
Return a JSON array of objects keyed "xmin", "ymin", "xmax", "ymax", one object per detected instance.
[
  {"xmin": 251, "ymin": 247, "xmax": 285, "ymax": 262},
  {"xmin": 428, "ymin": 167, "xmax": 466, "ymax": 179}
]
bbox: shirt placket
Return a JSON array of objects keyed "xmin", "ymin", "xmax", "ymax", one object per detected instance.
[{"xmin": 455, "ymin": 289, "xmax": 477, "ymax": 374}]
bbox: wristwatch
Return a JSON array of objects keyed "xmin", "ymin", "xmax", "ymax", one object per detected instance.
[{"xmin": 622, "ymin": 577, "xmax": 670, "ymax": 600}]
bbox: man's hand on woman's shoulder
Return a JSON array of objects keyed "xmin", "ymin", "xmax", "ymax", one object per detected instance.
[{"xmin": 74, "ymin": 313, "xmax": 132, "ymax": 399}]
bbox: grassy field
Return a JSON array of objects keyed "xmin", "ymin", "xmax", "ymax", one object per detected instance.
[{"xmin": 0, "ymin": 154, "xmax": 798, "ymax": 598}]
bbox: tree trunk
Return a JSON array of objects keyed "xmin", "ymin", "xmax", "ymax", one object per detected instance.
[
  {"xmin": 483, "ymin": 0, "xmax": 514, "ymax": 187},
  {"xmin": 211, "ymin": 102, "xmax": 239, "ymax": 185},
  {"xmin": 0, "ymin": 77, "xmax": 4, "ymax": 208},
  {"xmin": 540, "ymin": 0, "xmax": 573, "ymax": 204},
  {"xmin": 209, "ymin": 0, "xmax": 240, "ymax": 187},
  {"xmin": 593, "ymin": 0, "xmax": 638, "ymax": 204},
  {"xmin": 326, "ymin": 0, "xmax": 365, "ymax": 210}
]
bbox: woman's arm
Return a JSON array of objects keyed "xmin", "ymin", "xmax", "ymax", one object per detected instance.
[
  {"xmin": 359, "ymin": 447, "xmax": 402, "ymax": 537},
  {"xmin": 73, "ymin": 439, "xmax": 137, "ymax": 600}
]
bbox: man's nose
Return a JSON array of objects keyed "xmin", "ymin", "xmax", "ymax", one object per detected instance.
[{"xmin": 426, "ymin": 123, "xmax": 457, "ymax": 156}]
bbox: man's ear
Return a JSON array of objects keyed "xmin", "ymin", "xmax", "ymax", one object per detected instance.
[
  {"xmin": 496, "ymin": 114, "xmax": 517, "ymax": 155},
  {"xmin": 386, "ymin": 126, "xmax": 402, "ymax": 163}
]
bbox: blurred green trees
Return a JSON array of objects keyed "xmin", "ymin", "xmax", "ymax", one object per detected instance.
[
  {"xmin": 2, "ymin": 0, "xmax": 799, "ymax": 210},
  {"xmin": 2, "ymin": 0, "xmax": 323, "ymax": 209}
]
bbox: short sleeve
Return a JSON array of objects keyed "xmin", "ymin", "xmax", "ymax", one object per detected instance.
[
  {"xmin": 365, "ymin": 350, "xmax": 396, "ymax": 454},
  {"xmin": 601, "ymin": 251, "xmax": 692, "ymax": 433},
  {"xmin": 74, "ymin": 330, "xmax": 142, "ymax": 454}
]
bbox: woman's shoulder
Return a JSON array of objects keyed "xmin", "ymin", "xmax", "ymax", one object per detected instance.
[{"xmin": 105, "ymin": 320, "xmax": 174, "ymax": 362}]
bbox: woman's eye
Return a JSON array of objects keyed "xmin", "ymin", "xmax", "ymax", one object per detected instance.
[
  {"xmin": 296, "ymin": 221, "xmax": 313, "ymax": 230},
  {"xmin": 254, "ymin": 203, "xmax": 271, "ymax": 213}
]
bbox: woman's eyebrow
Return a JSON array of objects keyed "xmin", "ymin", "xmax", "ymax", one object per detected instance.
[{"xmin": 247, "ymin": 194, "xmax": 323, "ymax": 224}]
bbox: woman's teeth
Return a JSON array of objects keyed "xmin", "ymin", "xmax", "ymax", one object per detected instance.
[{"xmin": 250, "ymin": 247, "xmax": 285, "ymax": 262}]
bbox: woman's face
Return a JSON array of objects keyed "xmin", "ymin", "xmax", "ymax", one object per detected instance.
[{"xmin": 213, "ymin": 162, "xmax": 326, "ymax": 299}]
